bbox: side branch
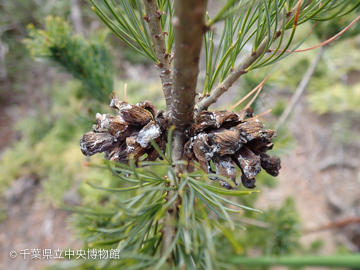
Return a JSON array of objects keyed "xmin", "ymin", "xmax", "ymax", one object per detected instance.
[
  {"xmin": 160, "ymin": 129, "xmax": 183, "ymax": 263},
  {"xmin": 195, "ymin": 2, "xmax": 301, "ymax": 114},
  {"xmin": 171, "ymin": 0, "xmax": 208, "ymax": 129},
  {"xmin": 143, "ymin": 0, "xmax": 172, "ymax": 113}
]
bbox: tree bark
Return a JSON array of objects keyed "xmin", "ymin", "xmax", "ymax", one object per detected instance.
[
  {"xmin": 161, "ymin": 0, "xmax": 208, "ymax": 264},
  {"xmin": 143, "ymin": 0, "xmax": 173, "ymax": 114},
  {"xmin": 170, "ymin": 0, "xmax": 207, "ymax": 129}
]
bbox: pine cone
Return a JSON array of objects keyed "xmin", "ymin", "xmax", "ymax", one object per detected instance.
[
  {"xmin": 80, "ymin": 93, "xmax": 280, "ymax": 190},
  {"xmin": 80, "ymin": 93, "xmax": 167, "ymax": 165},
  {"xmin": 184, "ymin": 108, "xmax": 281, "ymax": 190}
]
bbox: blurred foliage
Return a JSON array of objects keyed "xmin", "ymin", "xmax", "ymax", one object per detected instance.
[
  {"xmin": 271, "ymin": 98, "xmax": 287, "ymax": 116},
  {"xmin": 307, "ymin": 44, "xmax": 360, "ymax": 117},
  {"xmin": 24, "ymin": 16, "xmax": 114, "ymax": 104},
  {"xmin": 0, "ymin": 81, "xmax": 87, "ymax": 203},
  {"xmin": 308, "ymin": 9, "xmax": 360, "ymax": 116},
  {"xmin": 0, "ymin": 1, "xmax": 71, "ymax": 101},
  {"xmin": 244, "ymin": 197, "xmax": 301, "ymax": 256},
  {"xmin": 309, "ymin": 82, "xmax": 360, "ymax": 114},
  {"xmin": 1, "ymin": 0, "xmax": 69, "ymax": 27}
]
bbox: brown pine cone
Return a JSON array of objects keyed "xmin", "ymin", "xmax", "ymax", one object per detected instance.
[
  {"xmin": 184, "ymin": 108, "xmax": 281, "ymax": 190},
  {"xmin": 80, "ymin": 93, "xmax": 280, "ymax": 190},
  {"xmin": 80, "ymin": 93, "xmax": 167, "ymax": 165}
]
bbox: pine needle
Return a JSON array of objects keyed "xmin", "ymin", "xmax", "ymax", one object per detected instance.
[
  {"xmin": 269, "ymin": 15, "xmax": 360, "ymax": 53},
  {"xmin": 124, "ymin": 83, "xmax": 128, "ymax": 102},
  {"xmin": 253, "ymin": 109, "xmax": 272, "ymax": 119},
  {"xmin": 228, "ymin": 74, "xmax": 270, "ymax": 111},
  {"xmin": 244, "ymin": 84, "xmax": 263, "ymax": 109}
]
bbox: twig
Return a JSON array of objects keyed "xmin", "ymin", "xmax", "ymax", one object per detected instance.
[
  {"xmin": 303, "ymin": 216, "xmax": 360, "ymax": 234},
  {"xmin": 162, "ymin": 0, "xmax": 208, "ymax": 265},
  {"xmin": 143, "ymin": 0, "xmax": 173, "ymax": 114},
  {"xmin": 275, "ymin": 46, "xmax": 325, "ymax": 129},
  {"xmin": 195, "ymin": 2, "xmax": 302, "ymax": 114},
  {"xmin": 161, "ymin": 129, "xmax": 183, "ymax": 264}
]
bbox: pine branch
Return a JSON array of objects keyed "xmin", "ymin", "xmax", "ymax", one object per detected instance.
[
  {"xmin": 143, "ymin": 0, "xmax": 173, "ymax": 114},
  {"xmin": 162, "ymin": 0, "xmax": 208, "ymax": 264},
  {"xmin": 195, "ymin": 1, "xmax": 302, "ymax": 114},
  {"xmin": 170, "ymin": 0, "xmax": 208, "ymax": 129}
]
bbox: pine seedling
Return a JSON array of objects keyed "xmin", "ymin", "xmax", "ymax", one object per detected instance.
[{"xmin": 25, "ymin": 1, "xmax": 360, "ymax": 269}]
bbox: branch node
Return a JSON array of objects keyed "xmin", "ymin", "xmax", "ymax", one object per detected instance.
[
  {"xmin": 203, "ymin": 25, "xmax": 210, "ymax": 33},
  {"xmin": 275, "ymin": 30, "xmax": 282, "ymax": 38},
  {"xmin": 169, "ymin": 53, "xmax": 175, "ymax": 63},
  {"xmin": 163, "ymin": 68, "xmax": 171, "ymax": 74},
  {"xmin": 143, "ymin": 13, "xmax": 149, "ymax": 22},
  {"xmin": 156, "ymin": 10, "xmax": 165, "ymax": 19}
]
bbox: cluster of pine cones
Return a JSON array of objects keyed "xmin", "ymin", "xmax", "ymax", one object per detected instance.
[{"xmin": 80, "ymin": 94, "xmax": 280, "ymax": 189}]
